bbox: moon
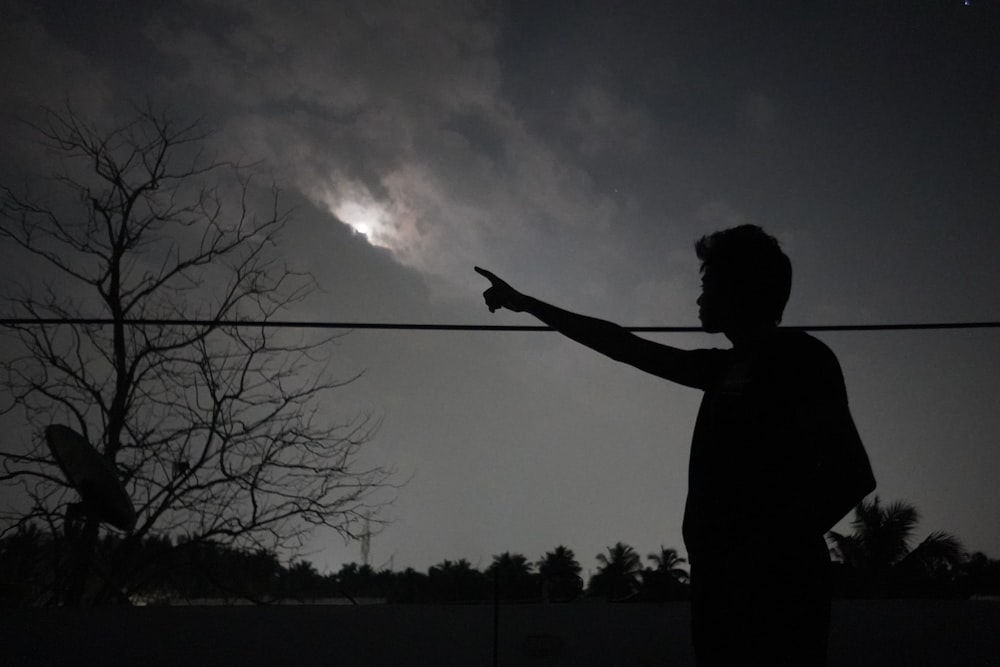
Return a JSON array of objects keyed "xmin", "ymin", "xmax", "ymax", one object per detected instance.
[
  {"xmin": 336, "ymin": 200, "xmax": 389, "ymax": 248},
  {"xmin": 314, "ymin": 182, "xmax": 424, "ymax": 268}
]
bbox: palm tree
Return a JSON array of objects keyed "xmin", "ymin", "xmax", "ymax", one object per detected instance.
[
  {"xmin": 639, "ymin": 546, "xmax": 689, "ymax": 602},
  {"xmin": 427, "ymin": 559, "xmax": 487, "ymax": 602},
  {"xmin": 487, "ymin": 552, "xmax": 537, "ymax": 601},
  {"xmin": 589, "ymin": 542, "xmax": 643, "ymax": 601},
  {"xmin": 639, "ymin": 546, "xmax": 690, "ymax": 601},
  {"xmin": 537, "ymin": 546, "xmax": 583, "ymax": 602},
  {"xmin": 827, "ymin": 496, "xmax": 964, "ymax": 597},
  {"xmin": 647, "ymin": 547, "xmax": 689, "ymax": 584},
  {"xmin": 332, "ymin": 562, "xmax": 382, "ymax": 601}
]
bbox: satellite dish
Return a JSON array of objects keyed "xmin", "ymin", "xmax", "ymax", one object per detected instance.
[{"xmin": 45, "ymin": 425, "xmax": 137, "ymax": 531}]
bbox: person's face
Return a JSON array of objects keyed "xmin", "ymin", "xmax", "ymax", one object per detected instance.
[
  {"xmin": 698, "ymin": 269, "xmax": 725, "ymax": 333},
  {"xmin": 697, "ymin": 268, "xmax": 730, "ymax": 333},
  {"xmin": 698, "ymin": 266, "xmax": 778, "ymax": 335}
]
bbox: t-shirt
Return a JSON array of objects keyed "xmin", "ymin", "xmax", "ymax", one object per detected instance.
[{"xmin": 681, "ymin": 329, "xmax": 872, "ymax": 563}]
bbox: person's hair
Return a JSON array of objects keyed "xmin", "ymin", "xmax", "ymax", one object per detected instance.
[{"xmin": 695, "ymin": 225, "xmax": 792, "ymax": 324}]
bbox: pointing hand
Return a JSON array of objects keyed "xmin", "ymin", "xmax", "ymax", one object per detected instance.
[{"xmin": 475, "ymin": 266, "xmax": 526, "ymax": 313}]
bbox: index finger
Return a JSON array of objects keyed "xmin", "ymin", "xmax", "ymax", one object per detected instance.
[{"xmin": 474, "ymin": 266, "xmax": 499, "ymax": 283}]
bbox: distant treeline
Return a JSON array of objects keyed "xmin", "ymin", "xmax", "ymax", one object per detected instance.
[
  {"xmin": 2, "ymin": 523, "xmax": 999, "ymax": 606},
  {"xmin": 0, "ymin": 529, "xmax": 686, "ymax": 605}
]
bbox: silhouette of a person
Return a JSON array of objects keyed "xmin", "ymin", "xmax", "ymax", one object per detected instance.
[{"xmin": 477, "ymin": 225, "xmax": 875, "ymax": 666}]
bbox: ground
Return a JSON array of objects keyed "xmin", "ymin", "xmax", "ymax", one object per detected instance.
[{"xmin": 3, "ymin": 600, "xmax": 998, "ymax": 666}]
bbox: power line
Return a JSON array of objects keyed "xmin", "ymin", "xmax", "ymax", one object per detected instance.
[{"xmin": 2, "ymin": 317, "xmax": 999, "ymax": 332}]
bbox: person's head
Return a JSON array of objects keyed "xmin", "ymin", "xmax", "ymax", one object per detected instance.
[{"xmin": 695, "ymin": 225, "xmax": 792, "ymax": 334}]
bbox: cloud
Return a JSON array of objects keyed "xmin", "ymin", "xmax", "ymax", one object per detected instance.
[
  {"xmin": 103, "ymin": 0, "xmax": 642, "ymax": 291},
  {"xmin": 565, "ymin": 83, "xmax": 658, "ymax": 158}
]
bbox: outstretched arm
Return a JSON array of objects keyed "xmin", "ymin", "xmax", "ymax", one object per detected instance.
[{"xmin": 475, "ymin": 267, "xmax": 708, "ymax": 389}]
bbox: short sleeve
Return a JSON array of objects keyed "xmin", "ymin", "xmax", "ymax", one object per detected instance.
[{"xmin": 688, "ymin": 347, "xmax": 736, "ymax": 391}]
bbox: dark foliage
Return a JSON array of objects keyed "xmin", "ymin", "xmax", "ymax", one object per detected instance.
[
  {"xmin": 828, "ymin": 496, "xmax": 968, "ymax": 598},
  {"xmin": 8, "ymin": 516, "xmax": 989, "ymax": 607},
  {"xmin": 0, "ymin": 530, "xmax": 695, "ymax": 606}
]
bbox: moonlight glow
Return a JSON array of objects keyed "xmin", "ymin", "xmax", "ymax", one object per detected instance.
[
  {"xmin": 334, "ymin": 200, "xmax": 392, "ymax": 249},
  {"xmin": 319, "ymin": 181, "xmax": 427, "ymax": 271}
]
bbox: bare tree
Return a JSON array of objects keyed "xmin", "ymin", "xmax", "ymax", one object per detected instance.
[{"xmin": 0, "ymin": 103, "xmax": 394, "ymax": 604}]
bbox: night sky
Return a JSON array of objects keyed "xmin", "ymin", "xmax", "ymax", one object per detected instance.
[{"xmin": 1, "ymin": 0, "xmax": 998, "ymax": 574}]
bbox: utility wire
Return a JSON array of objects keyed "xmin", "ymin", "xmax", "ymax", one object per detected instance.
[{"xmin": 1, "ymin": 318, "xmax": 999, "ymax": 332}]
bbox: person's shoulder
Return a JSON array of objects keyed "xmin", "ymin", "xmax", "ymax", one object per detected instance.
[
  {"xmin": 777, "ymin": 329, "xmax": 837, "ymax": 359},
  {"xmin": 774, "ymin": 329, "xmax": 845, "ymax": 387}
]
